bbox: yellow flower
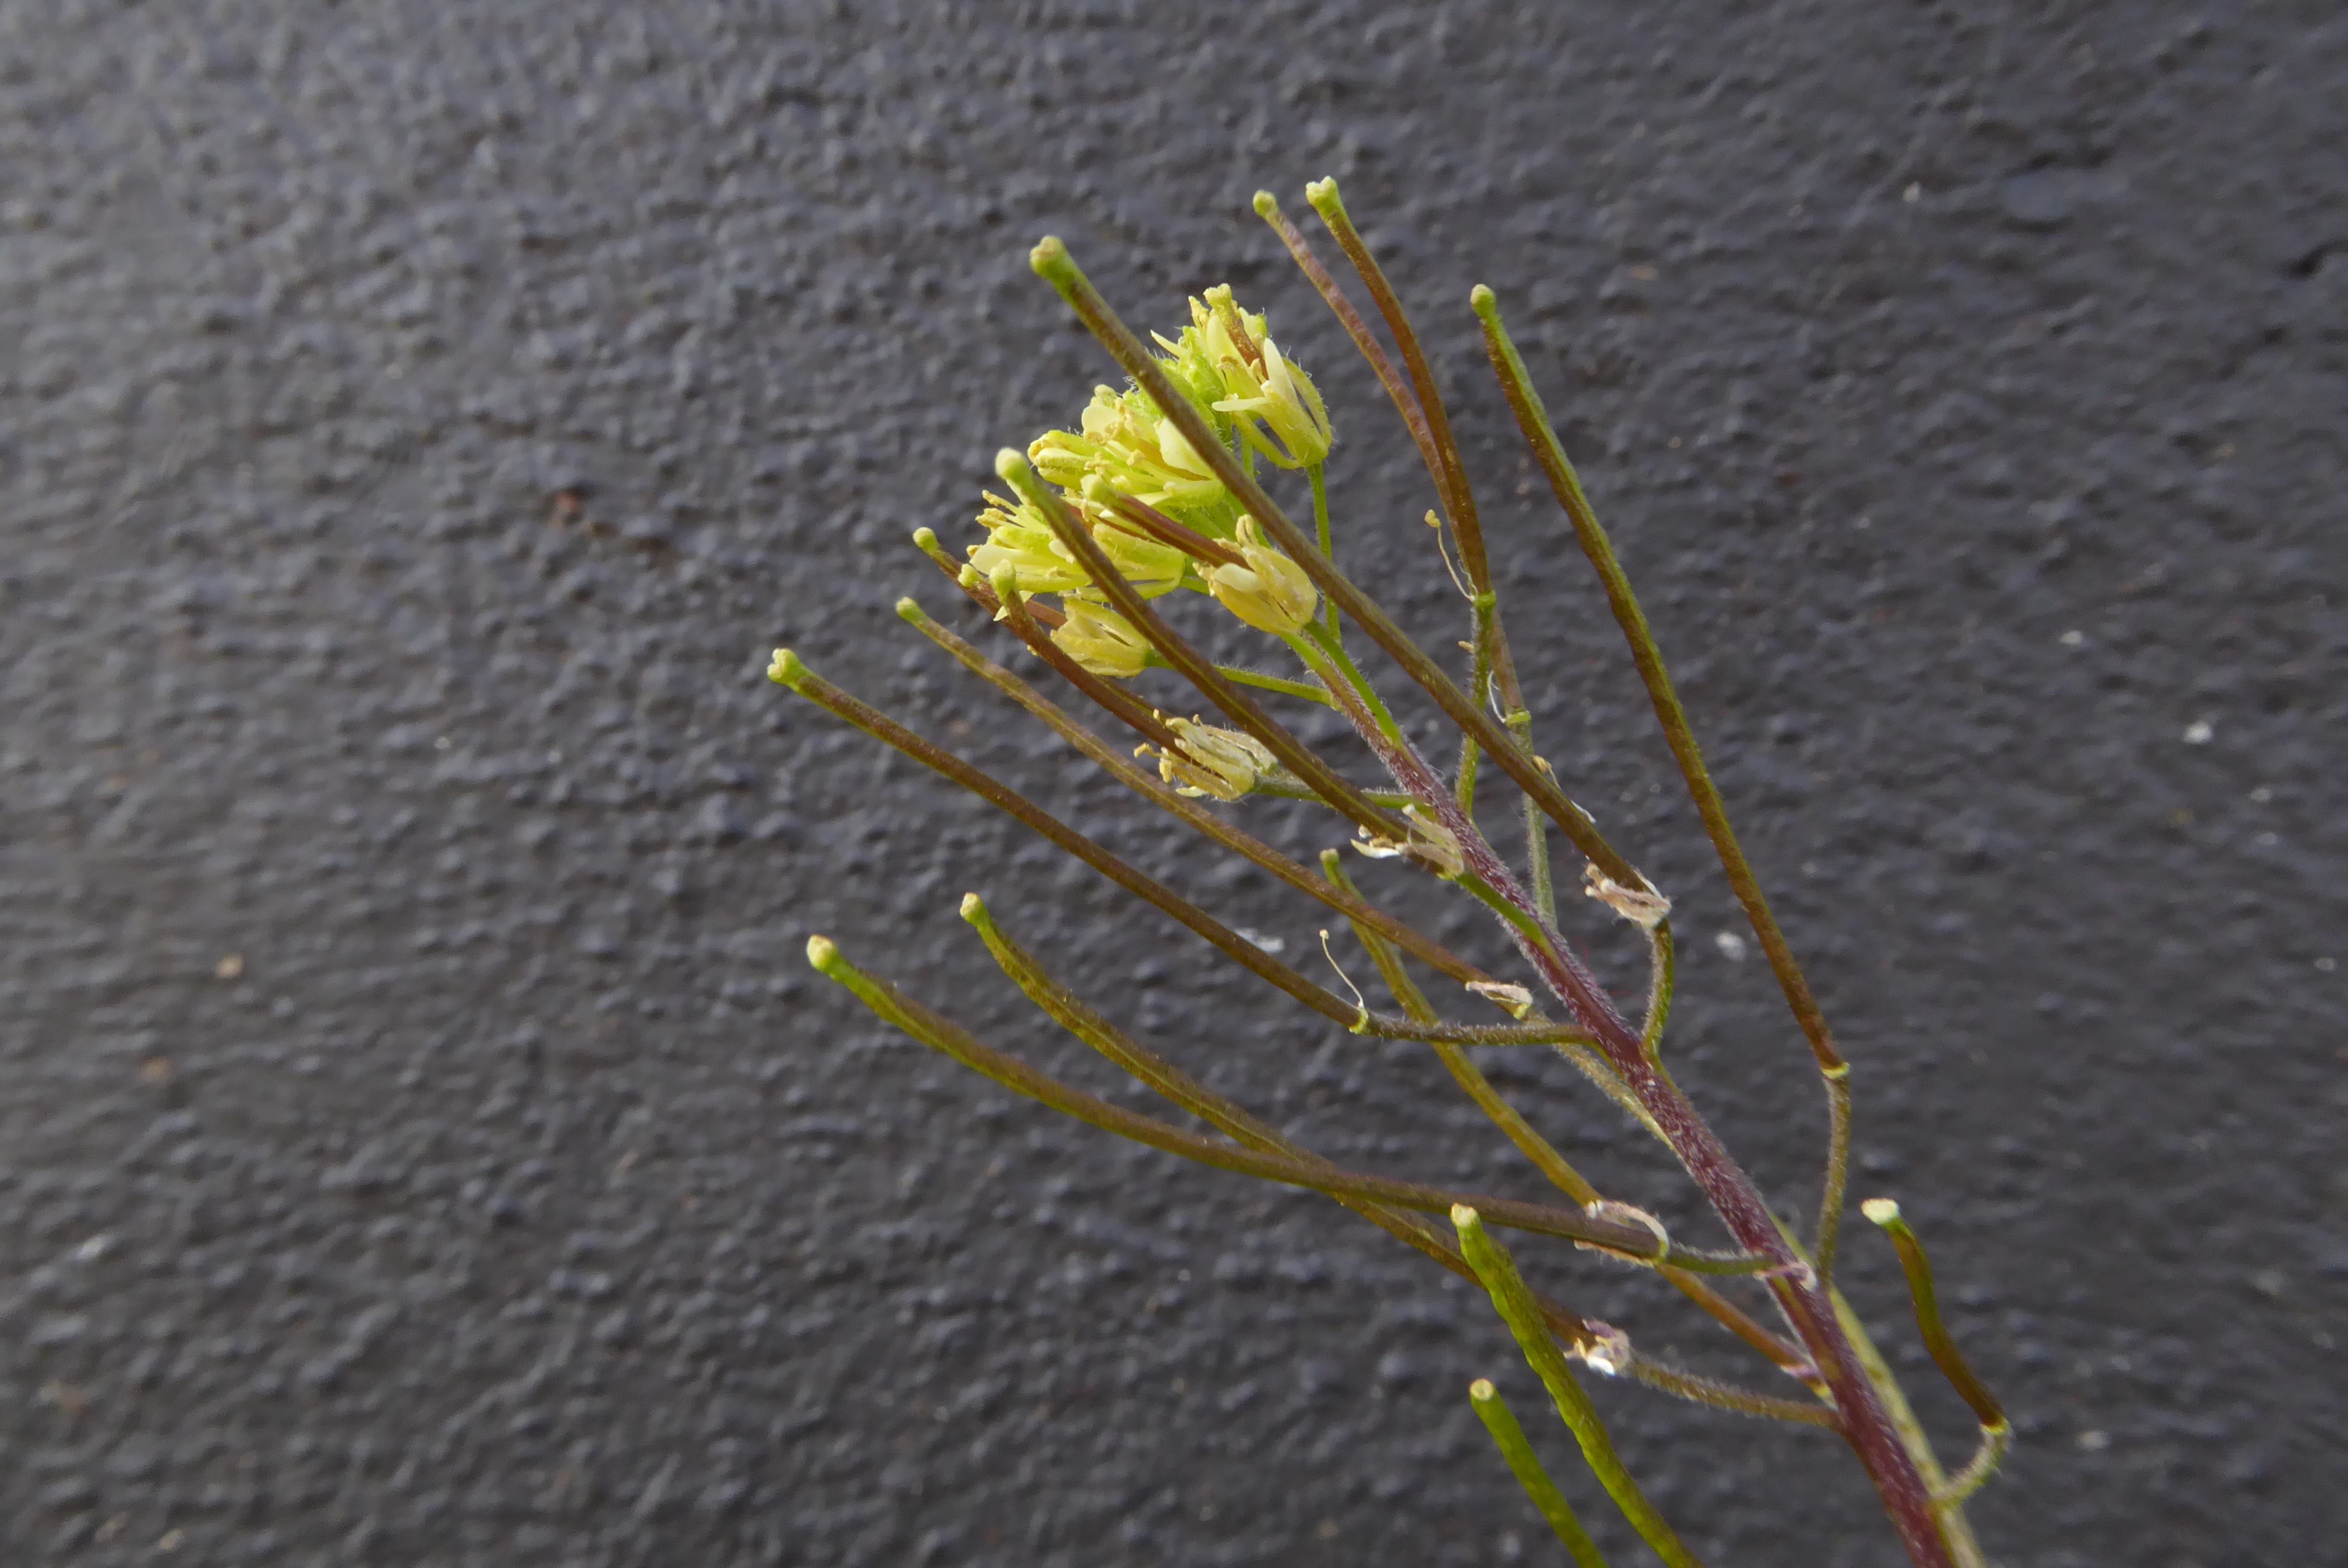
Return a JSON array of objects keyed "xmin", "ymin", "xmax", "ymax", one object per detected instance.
[
  {"xmin": 1159, "ymin": 286, "xmax": 1332, "ymax": 470},
  {"xmin": 1029, "ymin": 384, "xmax": 1242, "ymax": 537},
  {"xmin": 967, "ymin": 489, "xmax": 1189, "ymax": 602},
  {"xmin": 1207, "ymin": 515, "xmax": 1318, "ymax": 636},
  {"xmin": 1145, "ymin": 717, "xmax": 1276, "ymax": 800},
  {"xmin": 1050, "ymin": 599, "xmax": 1152, "ymax": 678},
  {"xmin": 966, "ymin": 492, "xmax": 1088, "ymax": 598}
]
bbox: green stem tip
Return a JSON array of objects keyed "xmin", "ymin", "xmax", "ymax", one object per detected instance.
[
  {"xmin": 1470, "ymin": 1378, "xmax": 1613, "ymax": 1568},
  {"xmin": 1029, "ymin": 235, "xmax": 1079, "ymax": 290},
  {"xmin": 768, "ymin": 647, "xmax": 808, "ymax": 688},
  {"xmin": 1864, "ymin": 1199, "xmax": 2006, "ymax": 1436}
]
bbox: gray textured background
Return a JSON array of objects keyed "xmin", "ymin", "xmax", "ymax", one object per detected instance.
[{"xmin": 2, "ymin": 3, "xmax": 2342, "ymax": 1564}]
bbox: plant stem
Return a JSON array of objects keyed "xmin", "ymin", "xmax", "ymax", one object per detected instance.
[
  {"xmin": 1473, "ymin": 290, "xmax": 1855, "ymax": 1270},
  {"xmin": 1831, "ymin": 1286, "xmax": 1992, "ymax": 1568},
  {"xmin": 1307, "ymin": 177, "xmax": 1526, "ymax": 718},
  {"xmin": 1640, "ymin": 921, "xmax": 1676, "ymax": 1061},
  {"xmin": 1470, "ymin": 1380, "xmax": 1614, "ymax": 1568},
  {"xmin": 1308, "ymin": 462, "xmax": 1340, "ymax": 640},
  {"xmin": 1295, "ymin": 623, "xmax": 1404, "ymax": 746},
  {"xmin": 1250, "ymin": 774, "xmax": 1413, "ymax": 808},
  {"xmin": 1510, "ymin": 711, "xmax": 1558, "ymax": 924},
  {"xmin": 1215, "ymin": 664, "xmax": 1336, "ymax": 707},
  {"xmin": 1252, "ymin": 191, "xmax": 1446, "ymax": 496},
  {"xmin": 1861, "ymin": 1201, "xmax": 2006, "ymax": 1433},
  {"xmin": 1453, "ymin": 1207, "xmax": 1708, "ymax": 1568},
  {"xmin": 808, "ymin": 936, "xmax": 1692, "ymax": 1262},
  {"xmin": 896, "ymin": 595, "xmax": 1510, "ymax": 994},
  {"xmin": 772, "ymin": 651, "xmax": 1364, "ymax": 1028},
  {"xmin": 1323, "ymin": 854, "xmax": 1817, "ymax": 1391},
  {"xmin": 1352, "ymin": 1012, "xmax": 1600, "ymax": 1049},
  {"xmin": 1815, "ymin": 1065, "xmax": 1854, "ymax": 1280},
  {"xmin": 1458, "ymin": 590, "xmax": 1496, "ymax": 813},
  {"xmin": 1311, "ymin": 651, "xmax": 1954, "ymax": 1563}
]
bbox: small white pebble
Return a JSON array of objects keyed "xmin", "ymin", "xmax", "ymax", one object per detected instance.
[
  {"xmin": 2059, "ymin": 629, "xmax": 2085, "ymax": 647},
  {"xmin": 2317, "ymin": 957, "xmax": 2337, "ymax": 972},
  {"xmin": 2182, "ymin": 719, "xmax": 2214, "ymax": 745},
  {"xmin": 1902, "ymin": 181, "xmax": 1922, "ymax": 204},
  {"xmin": 73, "ymin": 1235, "xmax": 112, "ymax": 1263},
  {"xmin": 2249, "ymin": 786, "xmax": 2272, "ymax": 803},
  {"xmin": 1714, "ymin": 931, "xmax": 1749, "ymax": 962},
  {"xmin": 2255, "ymin": 832, "xmax": 2278, "ymax": 846},
  {"xmin": 2077, "ymin": 1430, "xmax": 2109, "ymax": 1452},
  {"xmin": 1234, "ymin": 927, "xmax": 1285, "ymax": 956}
]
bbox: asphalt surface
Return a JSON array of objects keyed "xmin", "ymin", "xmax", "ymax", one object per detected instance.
[{"xmin": 3, "ymin": 4, "xmax": 2342, "ymax": 1564}]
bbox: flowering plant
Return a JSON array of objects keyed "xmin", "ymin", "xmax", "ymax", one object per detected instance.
[{"xmin": 771, "ymin": 180, "xmax": 2006, "ymax": 1567}]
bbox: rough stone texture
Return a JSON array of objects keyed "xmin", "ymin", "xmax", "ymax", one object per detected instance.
[{"xmin": 2, "ymin": 4, "xmax": 2340, "ymax": 1564}]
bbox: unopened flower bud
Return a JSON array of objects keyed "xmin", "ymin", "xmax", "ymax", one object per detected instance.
[
  {"xmin": 1029, "ymin": 425, "xmax": 1100, "ymax": 489},
  {"xmin": 1208, "ymin": 515, "xmax": 1318, "ymax": 636},
  {"xmin": 1050, "ymin": 599, "xmax": 1152, "ymax": 678},
  {"xmin": 1087, "ymin": 512, "xmax": 1190, "ymax": 599},
  {"xmin": 1145, "ymin": 717, "xmax": 1274, "ymax": 801}
]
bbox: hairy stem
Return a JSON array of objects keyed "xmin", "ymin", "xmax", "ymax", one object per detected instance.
[
  {"xmin": 1473, "ymin": 286, "xmax": 1856, "ymax": 1276},
  {"xmin": 1323, "ymin": 854, "xmax": 1816, "ymax": 1387}
]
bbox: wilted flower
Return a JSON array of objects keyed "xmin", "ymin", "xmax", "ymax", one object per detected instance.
[
  {"xmin": 1144, "ymin": 716, "xmax": 1276, "ymax": 801},
  {"xmin": 1466, "ymin": 980, "xmax": 1536, "ymax": 1019},
  {"xmin": 1050, "ymin": 598, "xmax": 1152, "ymax": 678},
  {"xmin": 1207, "ymin": 515, "xmax": 1319, "ymax": 636},
  {"xmin": 1351, "ymin": 804, "xmax": 1466, "ymax": 879},
  {"xmin": 1584, "ymin": 866, "xmax": 1672, "ymax": 930}
]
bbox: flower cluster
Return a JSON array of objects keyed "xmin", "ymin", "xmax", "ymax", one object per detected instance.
[{"xmin": 963, "ymin": 287, "xmax": 1334, "ymax": 692}]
